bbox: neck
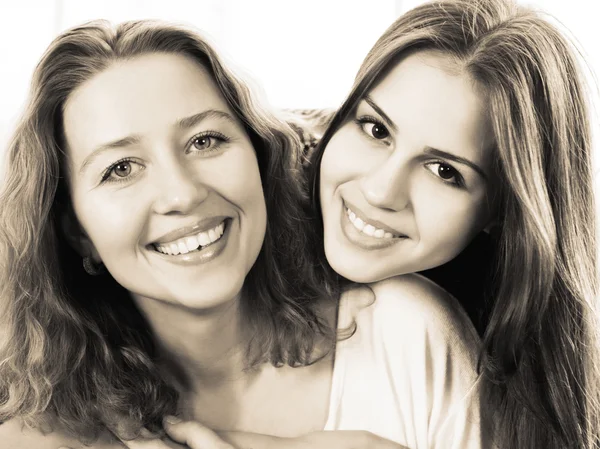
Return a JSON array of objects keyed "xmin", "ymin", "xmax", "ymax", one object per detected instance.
[{"xmin": 132, "ymin": 293, "xmax": 249, "ymax": 390}]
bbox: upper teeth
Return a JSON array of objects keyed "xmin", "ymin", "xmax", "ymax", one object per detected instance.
[
  {"xmin": 346, "ymin": 208, "xmax": 394, "ymax": 239},
  {"xmin": 155, "ymin": 221, "xmax": 225, "ymax": 255}
]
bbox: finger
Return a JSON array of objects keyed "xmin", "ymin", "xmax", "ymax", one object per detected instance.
[
  {"xmin": 302, "ymin": 430, "xmax": 409, "ymax": 449},
  {"xmin": 120, "ymin": 436, "xmax": 187, "ymax": 449},
  {"xmin": 163, "ymin": 416, "xmax": 234, "ymax": 449}
]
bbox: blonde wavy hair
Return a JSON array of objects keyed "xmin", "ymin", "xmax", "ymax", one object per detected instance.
[{"xmin": 0, "ymin": 20, "xmax": 335, "ymax": 442}]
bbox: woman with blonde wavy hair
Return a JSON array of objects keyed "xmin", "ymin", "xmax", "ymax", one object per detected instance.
[{"xmin": 0, "ymin": 19, "xmax": 345, "ymax": 448}]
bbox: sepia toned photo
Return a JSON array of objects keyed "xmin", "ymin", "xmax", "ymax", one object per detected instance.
[{"xmin": 1, "ymin": 1, "xmax": 599, "ymax": 448}]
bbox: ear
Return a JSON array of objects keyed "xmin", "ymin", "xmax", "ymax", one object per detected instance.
[
  {"xmin": 60, "ymin": 209, "xmax": 101, "ymax": 262},
  {"xmin": 482, "ymin": 218, "xmax": 499, "ymax": 235}
]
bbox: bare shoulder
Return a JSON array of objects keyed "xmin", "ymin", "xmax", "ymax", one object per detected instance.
[
  {"xmin": 368, "ymin": 273, "xmax": 460, "ymax": 314},
  {"xmin": 366, "ymin": 274, "xmax": 480, "ymax": 345},
  {"xmin": 0, "ymin": 419, "xmax": 122, "ymax": 449}
]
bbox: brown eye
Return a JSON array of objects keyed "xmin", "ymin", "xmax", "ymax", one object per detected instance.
[
  {"xmin": 424, "ymin": 162, "xmax": 464, "ymax": 188},
  {"xmin": 437, "ymin": 164, "xmax": 456, "ymax": 180},
  {"xmin": 362, "ymin": 121, "xmax": 389, "ymax": 140},
  {"xmin": 113, "ymin": 162, "xmax": 132, "ymax": 177},
  {"xmin": 371, "ymin": 123, "xmax": 389, "ymax": 139}
]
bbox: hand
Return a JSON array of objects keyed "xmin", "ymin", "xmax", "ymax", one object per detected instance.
[
  {"xmin": 57, "ymin": 417, "xmax": 232, "ymax": 449},
  {"xmin": 59, "ymin": 419, "xmax": 409, "ymax": 449},
  {"xmin": 291, "ymin": 431, "xmax": 409, "ymax": 449},
  {"xmin": 58, "ymin": 434, "xmax": 188, "ymax": 449},
  {"xmin": 164, "ymin": 417, "xmax": 408, "ymax": 449}
]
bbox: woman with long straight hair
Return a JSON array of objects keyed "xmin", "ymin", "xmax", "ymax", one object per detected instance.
[{"xmin": 306, "ymin": 0, "xmax": 600, "ymax": 446}]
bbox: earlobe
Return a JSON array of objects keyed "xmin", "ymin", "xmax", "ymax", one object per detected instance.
[
  {"xmin": 60, "ymin": 210, "xmax": 100, "ymax": 262},
  {"xmin": 483, "ymin": 219, "xmax": 499, "ymax": 235}
]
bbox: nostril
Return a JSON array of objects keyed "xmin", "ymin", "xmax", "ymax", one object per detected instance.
[{"xmin": 152, "ymin": 183, "xmax": 210, "ymax": 215}]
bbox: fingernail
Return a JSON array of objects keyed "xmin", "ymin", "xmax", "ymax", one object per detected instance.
[
  {"xmin": 164, "ymin": 415, "xmax": 182, "ymax": 425},
  {"xmin": 139, "ymin": 427, "xmax": 157, "ymax": 438}
]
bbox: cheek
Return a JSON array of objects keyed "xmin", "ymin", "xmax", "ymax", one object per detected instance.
[
  {"xmin": 319, "ymin": 130, "xmax": 363, "ymax": 201},
  {"xmin": 73, "ymin": 188, "xmax": 148, "ymax": 256},
  {"xmin": 414, "ymin": 183, "xmax": 489, "ymax": 248},
  {"xmin": 319, "ymin": 136, "xmax": 343, "ymax": 192},
  {"xmin": 227, "ymin": 150, "xmax": 266, "ymax": 224}
]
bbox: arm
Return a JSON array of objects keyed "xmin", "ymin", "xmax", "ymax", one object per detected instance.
[
  {"xmin": 55, "ymin": 417, "xmax": 408, "ymax": 449},
  {"xmin": 102, "ymin": 420, "xmax": 408, "ymax": 449},
  {"xmin": 181, "ymin": 425, "xmax": 408, "ymax": 449},
  {"xmin": 0, "ymin": 418, "xmax": 123, "ymax": 449}
]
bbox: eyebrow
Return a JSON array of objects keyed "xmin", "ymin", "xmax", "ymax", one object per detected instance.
[
  {"xmin": 363, "ymin": 95, "xmax": 398, "ymax": 133},
  {"xmin": 79, "ymin": 109, "xmax": 236, "ymax": 175},
  {"xmin": 361, "ymin": 96, "xmax": 487, "ymax": 181},
  {"xmin": 79, "ymin": 135, "xmax": 141, "ymax": 175},
  {"xmin": 175, "ymin": 109, "xmax": 236, "ymax": 130}
]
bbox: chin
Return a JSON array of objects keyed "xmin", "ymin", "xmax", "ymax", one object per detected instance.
[
  {"xmin": 325, "ymin": 250, "xmax": 383, "ymax": 284},
  {"xmin": 150, "ymin": 275, "xmax": 245, "ymax": 311},
  {"xmin": 169, "ymin": 289, "xmax": 241, "ymax": 311}
]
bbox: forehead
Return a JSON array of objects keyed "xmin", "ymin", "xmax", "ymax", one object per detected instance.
[
  {"xmin": 367, "ymin": 50, "xmax": 494, "ymax": 167},
  {"xmin": 62, "ymin": 52, "xmax": 227, "ymax": 156}
]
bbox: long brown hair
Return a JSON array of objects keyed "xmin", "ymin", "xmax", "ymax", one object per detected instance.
[
  {"xmin": 307, "ymin": 1, "xmax": 600, "ymax": 447},
  {"xmin": 0, "ymin": 20, "xmax": 335, "ymax": 441}
]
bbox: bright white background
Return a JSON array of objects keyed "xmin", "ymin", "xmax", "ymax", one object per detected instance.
[{"xmin": 0, "ymin": 0, "xmax": 599, "ymax": 177}]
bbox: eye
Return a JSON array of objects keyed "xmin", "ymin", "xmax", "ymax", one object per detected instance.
[
  {"xmin": 186, "ymin": 131, "xmax": 229, "ymax": 154},
  {"xmin": 113, "ymin": 161, "xmax": 132, "ymax": 177},
  {"xmin": 101, "ymin": 158, "xmax": 144, "ymax": 184},
  {"xmin": 425, "ymin": 162, "xmax": 465, "ymax": 188},
  {"xmin": 192, "ymin": 136, "xmax": 213, "ymax": 151},
  {"xmin": 355, "ymin": 116, "xmax": 391, "ymax": 142}
]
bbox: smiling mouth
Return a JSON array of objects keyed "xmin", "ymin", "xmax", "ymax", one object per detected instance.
[
  {"xmin": 345, "ymin": 206, "xmax": 405, "ymax": 239},
  {"xmin": 152, "ymin": 219, "xmax": 229, "ymax": 255}
]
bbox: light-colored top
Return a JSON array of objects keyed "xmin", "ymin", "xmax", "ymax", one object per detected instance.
[
  {"xmin": 324, "ymin": 274, "xmax": 485, "ymax": 449},
  {"xmin": 0, "ymin": 273, "xmax": 485, "ymax": 449}
]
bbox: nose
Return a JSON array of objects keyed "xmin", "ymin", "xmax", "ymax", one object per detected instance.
[
  {"xmin": 359, "ymin": 154, "xmax": 410, "ymax": 211},
  {"xmin": 152, "ymin": 161, "xmax": 209, "ymax": 215}
]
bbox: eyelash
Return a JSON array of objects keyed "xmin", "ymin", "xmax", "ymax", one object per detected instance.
[
  {"xmin": 424, "ymin": 161, "xmax": 466, "ymax": 188},
  {"xmin": 354, "ymin": 115, "xmax": 391, "ymax": 145},
  {"xmin": 354, "ymin": 114, "xmax": 466, "ymax": 189},
  {"xmin": 99, "ymin": 131, "xmax": 230, "ymax": 184},
  {"xmin": 184, "ymin": 131, "xmax": 230, "ymax": 155},
  {"xmin": 100, "ymin": 157, "xmax": 142, "ymax": 184}
]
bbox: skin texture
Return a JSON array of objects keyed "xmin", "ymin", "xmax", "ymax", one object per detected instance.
[
  {"xmin": 319, "ymin": 51, "xmax": 495, "ymax": 283},
  {"xmin": 63, "ymin": 52, "xmax": 267, "ymax": 311}
]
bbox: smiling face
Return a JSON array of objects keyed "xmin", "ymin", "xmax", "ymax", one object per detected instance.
[
  {"xmin": 63, "ymin": 52, "xmax": 267, "ymax": 310},
  {"xmin": 319, "ymin": 51, "xmax": 495, "ymax": 283}
]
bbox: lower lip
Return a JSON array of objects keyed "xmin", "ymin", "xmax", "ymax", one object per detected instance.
[
  {"xmin": 150, "ymin": 219, "xmax": 232, "ymax": 266},
  {"xmin": 339, "ymin": 206, "xmax": 405, "ymax": 251}
]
